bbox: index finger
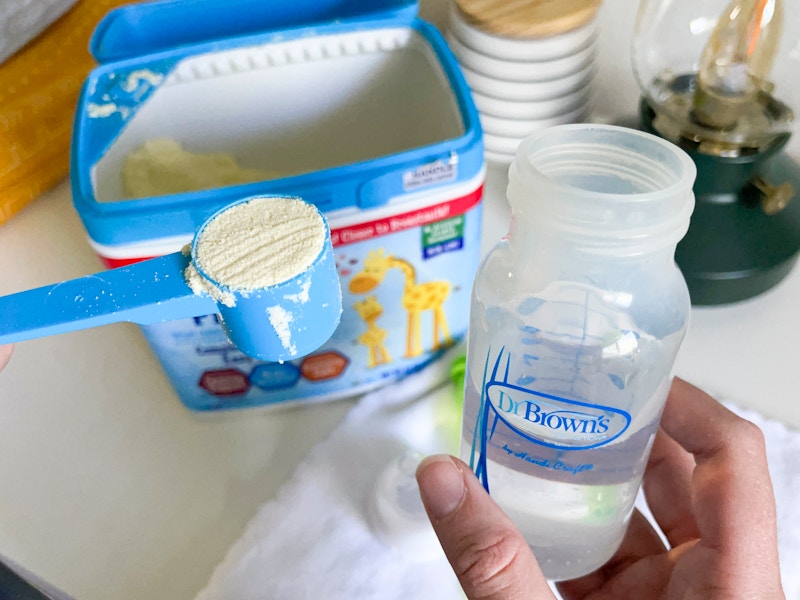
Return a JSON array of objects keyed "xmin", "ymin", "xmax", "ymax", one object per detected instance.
[{"xmin": 659, "ymin": 378, "xmax": 780, "ymax": 574}]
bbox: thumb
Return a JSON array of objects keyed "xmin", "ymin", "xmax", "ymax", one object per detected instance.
[{"xmin": 416, "ymin": 454, "xmax": 555, "ymax": 600}]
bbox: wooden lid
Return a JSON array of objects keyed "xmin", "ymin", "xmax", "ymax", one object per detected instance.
[{"xmin": 453, "ymin": 0, "xmax": 602, "ymax": 39}]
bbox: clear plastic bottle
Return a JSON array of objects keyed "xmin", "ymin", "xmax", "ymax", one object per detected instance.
[{"xmin": 461, "ymin": 124, "xmax": 696, "ymax": 581}]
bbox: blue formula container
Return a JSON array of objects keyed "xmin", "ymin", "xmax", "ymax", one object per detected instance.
[{"xmin": 70, "ymin": 0, "xmax": 485, "ymax": 411}]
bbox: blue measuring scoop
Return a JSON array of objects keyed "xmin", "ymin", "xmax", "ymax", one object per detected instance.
[{"xmin": 0, "ymin": 197, "xmax": 342, "ymax": 362}]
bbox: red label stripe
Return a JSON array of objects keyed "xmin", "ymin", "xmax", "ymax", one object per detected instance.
[{"xmin": 330, "ymin": 186, "xmax": 483, "ymax": 247}]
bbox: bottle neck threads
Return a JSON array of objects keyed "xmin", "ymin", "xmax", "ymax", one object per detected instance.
[{"xmin": 507, "ymin": 124, "xmax": 696, "ymax": 256}]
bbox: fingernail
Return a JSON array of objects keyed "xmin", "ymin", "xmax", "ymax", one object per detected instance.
[{"xmin": 416, "ymin": 455, "xmax": 466, "ymax": 519}]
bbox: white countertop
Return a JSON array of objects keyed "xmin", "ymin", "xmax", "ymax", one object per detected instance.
[{"xmin": 0, "ymin": 1, "xmax": 798, "ymax": 599}]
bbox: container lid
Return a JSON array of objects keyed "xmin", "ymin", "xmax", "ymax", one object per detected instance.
[
  {"xmin": 91, "ymin": 0, "xmax": 419, "ymax": 63},
  {"xmin": 453, "ymin": 0, "xmax": 601, "ymax": 39}
]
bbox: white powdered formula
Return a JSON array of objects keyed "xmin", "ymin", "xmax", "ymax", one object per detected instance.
[
  {"xmin": 266, "ymin": 305, "xmax": 295, "ymax": 354},
  {"xmin": 185, "ymin": 197, "xmax": 326, "ymax": 306},
  {"xmin": 122, "ymin": 138, "xmax": 276, "ymax": 199}
]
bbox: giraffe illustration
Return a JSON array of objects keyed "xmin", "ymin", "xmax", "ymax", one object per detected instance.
[
  {"xmin": 349, "ymin": 249, "xmax": 451, "ymax": 358},
  {"xmin": 353, "ymin": 295, "xmax": 392, "ymax": 368}
]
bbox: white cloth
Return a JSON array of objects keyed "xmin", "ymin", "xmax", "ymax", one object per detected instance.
[
  {"xmin": 195, "ymin": 352, "xmax": 464, "ymax": 600},
  {"xmin": 0, "ymin": 0, "xmax": 78, "ymax": 64},
  {"xmin": 195, "ymin": 364, "xmax": 800, "ymax": 600}
]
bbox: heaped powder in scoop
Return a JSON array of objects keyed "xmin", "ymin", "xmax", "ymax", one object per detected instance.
[{"xmin": 185, "ymin": 197, "xmax": 325, "ymax": 306}]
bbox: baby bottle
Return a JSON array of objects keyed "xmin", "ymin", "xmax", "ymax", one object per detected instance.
[{"xmin": 461, "ymin": 124, "xmax": 696, "ymax": 580}]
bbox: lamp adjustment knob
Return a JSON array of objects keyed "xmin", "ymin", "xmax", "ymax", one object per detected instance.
[{"xmin": 752, "ymin": 176, "xmax": 794, "ymax": 215}]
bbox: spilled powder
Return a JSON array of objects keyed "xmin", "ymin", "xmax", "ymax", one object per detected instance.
[
  {"xmin": 184, "ymin": 197, "xmax": 326, "ymax": 309},
  {"xmin": 121, "ymin": 69, "xmax": 164, "ymax": 92},
  {"xmin": 267, "ymin": 305, "xmax": 295, "ymax": 355}
]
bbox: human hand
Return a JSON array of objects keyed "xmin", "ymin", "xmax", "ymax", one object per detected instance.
[
  {"xmin": 0, "ymin": 344, "xmax": 11, "ymax": 371},
  {"xmin": 416, "ymin": 377, "xmax": 785, "ymax": 600}
]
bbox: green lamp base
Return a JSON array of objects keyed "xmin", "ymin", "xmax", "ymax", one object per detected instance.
[{"xmin": 640, "ymin": 100, "xmax": 800, "ymax": 306}]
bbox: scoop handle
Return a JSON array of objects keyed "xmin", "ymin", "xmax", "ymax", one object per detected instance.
[{"xmin": 0, "ymin": 252, "xmax": 217, "ymax": 345}]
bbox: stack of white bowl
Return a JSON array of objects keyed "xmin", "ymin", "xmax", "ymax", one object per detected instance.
[{"xmin": 447, "ymin": 0, "xmax": 601, "ymax": 165}]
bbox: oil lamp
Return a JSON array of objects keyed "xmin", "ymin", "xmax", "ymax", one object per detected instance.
[{"xmin": 632, "ymin": 0, "xmax": 800, "ymax": 304}]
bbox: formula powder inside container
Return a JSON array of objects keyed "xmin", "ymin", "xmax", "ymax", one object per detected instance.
[
  {"xmin": 123, "ymin": 138, "xmax": 277, "ymax": 198},
  {"xmin": 186, "ymin": 197, "xmax": 325, "ymax": 307}
]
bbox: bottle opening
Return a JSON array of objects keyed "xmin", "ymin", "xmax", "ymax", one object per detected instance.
[{"xmin": 508, "ymin": 124, "xmax": 697, "ymax": 252}]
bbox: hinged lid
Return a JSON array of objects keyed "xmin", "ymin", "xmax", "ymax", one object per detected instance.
[{"xmin": 91, "ymin": 0, "xmax": 418, "ymax": 63}]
